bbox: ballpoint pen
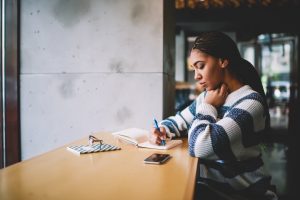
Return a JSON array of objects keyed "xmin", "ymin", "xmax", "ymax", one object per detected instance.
[{"xmin": 153, "ymin": 118, "xmax": 166, "ymax": 146}]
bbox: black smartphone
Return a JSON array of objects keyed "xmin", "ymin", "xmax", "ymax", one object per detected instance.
[{"xmin": 144, "ymin": 153, "xmax": 171, "ymax": 165}]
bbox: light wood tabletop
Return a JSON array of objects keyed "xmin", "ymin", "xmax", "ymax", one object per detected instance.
[{"xmin": 0, "ymin": 132, "xmax": 198, "ymax": 200}]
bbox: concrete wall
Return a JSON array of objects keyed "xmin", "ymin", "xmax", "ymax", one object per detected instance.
[{"xmin": 20, "ymin": 0, "xmax": 174, "ymax": 160}]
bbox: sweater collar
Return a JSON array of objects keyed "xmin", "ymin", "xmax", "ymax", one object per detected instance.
[{"xmin": 225, "ymin": 85, "xmax": 253, "ymax": 105}]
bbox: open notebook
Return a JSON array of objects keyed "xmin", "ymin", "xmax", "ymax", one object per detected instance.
[{"xmin": 112, "ymin": 128, "xmax": 182, "ymax": 150}]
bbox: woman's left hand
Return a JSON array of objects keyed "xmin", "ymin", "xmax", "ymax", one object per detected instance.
[{"xmin": 204, "ymin": 83, "xmax": 228, "ymax": 107}]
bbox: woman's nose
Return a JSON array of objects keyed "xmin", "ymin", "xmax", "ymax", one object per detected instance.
[{"xmin": 194, "ymin": 71, "xmax": 202, "ymax": 80}]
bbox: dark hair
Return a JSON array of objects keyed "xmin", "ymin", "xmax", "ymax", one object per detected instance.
[{"xmin": 192, "ymin": 31, "xmax": 270, "ymax": 140}]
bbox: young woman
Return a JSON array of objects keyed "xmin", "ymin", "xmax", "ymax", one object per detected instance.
[{"xmin": 150, "ymin": 31, "xmax": 277, "ymax": 200}]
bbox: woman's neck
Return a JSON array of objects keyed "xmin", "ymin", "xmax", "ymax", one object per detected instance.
[{"xmin": 224, "ymin": 71, "xmax": 244, "ymax": 93}]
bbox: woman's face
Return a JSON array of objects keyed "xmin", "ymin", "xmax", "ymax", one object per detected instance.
[{"xmin": 189, "ymin": 49, "xmax": 226, "ymax": 91}]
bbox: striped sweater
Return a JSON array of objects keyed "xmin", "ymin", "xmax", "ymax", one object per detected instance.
[{"xmin": 160, "ymin": 85, "xmax": 277, "ymax": 199}]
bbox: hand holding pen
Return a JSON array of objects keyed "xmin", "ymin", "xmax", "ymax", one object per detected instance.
[{"xmin": 153, "ymin": 118, "xmax": 166, "ymax": 146}]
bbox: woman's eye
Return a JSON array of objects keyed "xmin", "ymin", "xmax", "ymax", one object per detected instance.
[{"xmin": 196, "ymin": 63, "xmax": 204, "ymax": 69}]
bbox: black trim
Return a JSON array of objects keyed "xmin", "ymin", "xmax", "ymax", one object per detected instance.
[{"xmin": 0, "ymin": 0, "xmax": 21, "ymax": 168}]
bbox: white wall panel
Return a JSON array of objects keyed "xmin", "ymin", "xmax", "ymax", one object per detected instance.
[
  {"xmin": 20, "ymin": 0, "xmax": 175, "ymax": 160},
  {"xmin": 20, "ymin": 73, "xmax": 163, "ymax": 159},
  {"xmin": 21, "ymin": 0, "xmax": 163, "ymax": 74}
]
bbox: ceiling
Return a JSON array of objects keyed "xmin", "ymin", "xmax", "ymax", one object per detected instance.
[
  {"xmin": 175, "ymin": 0, "xmax": 300, "ymax": 41},
  {"xmin": 175, "ymin": 0, "xmax": 300, "ymax": 9}
]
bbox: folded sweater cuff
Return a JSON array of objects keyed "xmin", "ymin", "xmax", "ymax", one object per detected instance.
[{"xmin": 196, "ymin": 103, "xmax": 218, "ymax": 119}]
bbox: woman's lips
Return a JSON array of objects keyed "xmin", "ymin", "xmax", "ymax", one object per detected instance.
[{"xmin": 198, "ymin": 82, "xmax": 206, "ymax": 89}]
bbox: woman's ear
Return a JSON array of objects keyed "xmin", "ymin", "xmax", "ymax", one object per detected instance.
[{"xmin": 220, "ymin": 59, "xmax": 229, "ymax": 69}]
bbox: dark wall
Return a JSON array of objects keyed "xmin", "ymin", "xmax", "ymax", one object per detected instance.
[{"xmin": 176, "ymin": 6, "xmax": 300, "ymax": 39}]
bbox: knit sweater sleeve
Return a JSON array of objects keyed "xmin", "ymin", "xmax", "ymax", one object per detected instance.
[
  {"xmin": 188, "ymin": 92, "xmax": 266, "ymax": 160},
  {"xmin": 159, "ymin": 93, "xmax": 205, "ymax": 138}
]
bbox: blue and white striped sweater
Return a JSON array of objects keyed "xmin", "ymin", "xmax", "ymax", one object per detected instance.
[
  {"xmin": 161, "ymin": 85, "xmax": 266, "ymax": 159},
  {"xmin": 160, "ymin": 85, "xmax": 276, "ymax": 198}
]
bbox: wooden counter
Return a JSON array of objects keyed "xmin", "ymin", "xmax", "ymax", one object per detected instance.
[{"xmin": 0, "ymin": 132, "xmax": 198, "ymax": 200}]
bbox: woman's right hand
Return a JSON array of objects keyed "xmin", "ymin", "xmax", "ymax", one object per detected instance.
[
  {"xmin": 149, "ymin": 127, "xmax": 167, "ymax": 145},
  {"xmin": 204, "ymin": 83, "xmax": 228, "ymax": 108}
]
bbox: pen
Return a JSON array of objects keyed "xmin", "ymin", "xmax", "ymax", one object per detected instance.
[{"xmin": 153, "ymin": 118, "xmax": 166, "ymax": 146}]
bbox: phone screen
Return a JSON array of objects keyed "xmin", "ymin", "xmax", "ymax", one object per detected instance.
[{"xmin": 144, "ymin": 153, "xmax": 171, "ymax": 164}]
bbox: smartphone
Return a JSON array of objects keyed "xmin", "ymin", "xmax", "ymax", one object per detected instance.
[{"xmin": 144, "ymin": 153, "xmax": 171, "ymax": 164}]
